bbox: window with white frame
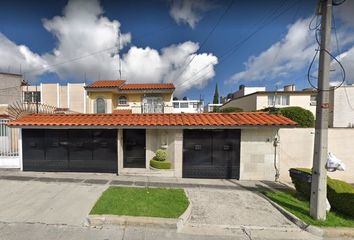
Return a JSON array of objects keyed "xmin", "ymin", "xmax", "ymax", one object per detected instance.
[
  {"xmin": 267, "ymin": 95, "xmax": 289, "ymax": 106},
  {"xmin": 118, "ymin": 96, "xmax": 128, "ymax": 105},
  {"xmin": 173, "ymin": 102, "xmax": 179, "ymax": 108},
  {"xmin": 180, "ymin": 102, "xmax": 188, "ymax": 108},
  {"xmin": 24, "ymin": 91, "xmax": 41, "ymax": 103}
]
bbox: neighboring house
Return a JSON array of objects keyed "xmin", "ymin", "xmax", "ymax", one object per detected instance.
[
  {"xmin": 0, "ymin": 72, "xmax": 23, "ymax": 168},
  {"xmin": 329, "ymin": 85, "xmax": 354, "ymax": 128},
  {"xmin": 172, "ymin": 99, "xmax": 204, "ymax": 113},
  {"xmin": 0, "ymin": 72, "xmax": 23, "ymax": 114},
  {"xmin": 221, "ymin": 85, "xmax": 316, "ymax": 116},
  {"xmin": 204, "ymin": 103, "xmax": 223, "ymax": 112},
  {"xmin": 85, "ymin": 80, "xmax": 175, "ymax": 114},
  {"xmin": 9, "ymin": 112, "xmax": 296, "ymax": 180},
  {"xmin": 22, "ymin": 83, "xmax": 86, "ymax": 113}
]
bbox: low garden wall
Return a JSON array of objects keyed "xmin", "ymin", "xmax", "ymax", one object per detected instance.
[{"xmin": 278, "ymin": 128, "xmax": 354, "ymax": 183}]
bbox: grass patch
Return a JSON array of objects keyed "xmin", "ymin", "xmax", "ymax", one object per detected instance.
[
  {"xmin": 90, "ymin": 186, "xmax": 189, "ymax": 218},
  {"xmin": 264, "ymin": 190, "xmax": 354, "ymax": 227}
]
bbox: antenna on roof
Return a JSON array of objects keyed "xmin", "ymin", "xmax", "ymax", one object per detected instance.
[{"xmin": 118, "ymin": 31, "xmax": 122, "ymax": 79}]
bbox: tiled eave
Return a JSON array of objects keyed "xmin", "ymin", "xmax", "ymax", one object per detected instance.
[{"xmin": 9, "ymin": 112, "xmax": 298, "ymax": 129}]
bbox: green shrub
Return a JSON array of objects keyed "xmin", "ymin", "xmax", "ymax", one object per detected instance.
[
  {"xmin": 289, "ymin": 168, "xmax": 354, "ymax": 218},
  {"xmin": 327, "ymin": 178, "xmax": 354, "ymax": 218},
  {"xmin": 155, "ymin": 149, "xmax": 167, "ymax": 161},
  {"xmin": 289, "ymin": 168, "xmax": 312, "ymax": 200},
  {"xmin": 279, "ymin": 107, "xmax": 315, "ymax": 127},
  {"xmin": 219, "ymin": 107, "xmax": 243, "ymax": 113},
  {"xmin": 150, "ymin": 159, "xmax": 171, "ymax": 169}
]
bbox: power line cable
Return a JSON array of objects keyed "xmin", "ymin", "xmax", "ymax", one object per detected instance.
[
  {"xmin": 173, "ymin": 0, "xmax": 299, "ymax": 90},
  {"xmin": 306, "ymin": 7, "xmax": 345, "ymax": 92},
  {"xmin": 172, "ymin": 0, "xmax": 235, "ymax": 84}
]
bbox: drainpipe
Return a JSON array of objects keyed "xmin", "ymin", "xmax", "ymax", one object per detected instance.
[{"xmin": 273, "ymin": 129, "xmax": 280, "ymax": 182}]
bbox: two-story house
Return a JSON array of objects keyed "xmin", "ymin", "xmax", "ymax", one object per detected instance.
[{"xmin": 85, "ymin": 80, "xmax": 175, "ymax": 114}]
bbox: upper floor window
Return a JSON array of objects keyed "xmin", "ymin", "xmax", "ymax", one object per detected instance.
[
  {"xmin": 267, "ymin": 95, "xmax": 289, "ymax": 106},
  {"xmin": 24, "ymin": 91, "xmax": 40, "ymax": 103},
  {"xmin": 173, "ymin": 102, "xmax": 179, "ymax": 108},
  {"xmin": 96, "ymin": 98, "xmax": 106, "ymax": 113},
  {"xmin": 118, "ymin": 96, "xmax": 128, "ymax": 105},
  {"xmin": 180, "ymin": 102, "xmax": 188, "ymax": 108},
  {"xmin": 310, "ymin": 95, "xmax": 317, "ymax": 106}
]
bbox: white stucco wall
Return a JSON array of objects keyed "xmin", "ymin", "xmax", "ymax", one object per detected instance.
[
  {"xmin": 221, "ymin": 94, "xmax": 258, "ymax": 111},
  {"xmin": 278, "ymin": 128, "xmax": 354, "ymax": 183},
  {"xmin": 330, "ymin": 87, "xmax": 354, "ymax": 127},
  {"xmin": 239, "ymin": 128, "xmax": 278, "ymax": 181}
]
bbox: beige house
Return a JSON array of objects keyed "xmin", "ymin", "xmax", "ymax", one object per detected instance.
[
  {"xmin": 9, "ymin": 112, "xmax": 297, "ymax": 180},
  {"xmin": 22, "ymin": 83, "xmax": 86, "ymax": 113},
  {"xmin": 85, "ymin": 80, "xmax": 175, "ymax": 114},
  {"xmin": 221, "ymin": 85, "xmax": 317, "ymax": 116}
]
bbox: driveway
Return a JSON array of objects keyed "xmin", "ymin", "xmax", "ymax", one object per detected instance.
[{"xmin": 0, "ymin": 179, "xmax": 106, "ymax": 226}]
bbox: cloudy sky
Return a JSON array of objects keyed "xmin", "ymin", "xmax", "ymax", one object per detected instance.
[{"xmin": 0, "ymin": 0, "xmax": 353, "ymax": 101}]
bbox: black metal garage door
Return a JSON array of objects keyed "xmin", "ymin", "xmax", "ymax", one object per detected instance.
[
  {"xmin": 183, "ymin": 129, "xmax": 240, "ymax": 179},
  {"xmin": 22, "ymin": 129, "xmax": 117, "ymax": 173}
]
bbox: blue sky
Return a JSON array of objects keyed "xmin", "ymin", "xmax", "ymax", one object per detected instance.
[{"xmin": 0, "ymin": 0, "xmax": 353, "ymax": 103}]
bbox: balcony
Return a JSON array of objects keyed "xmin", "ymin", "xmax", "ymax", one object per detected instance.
[{"xmin": 142, "ymin": 103, "xmax": 164, "ymax": 113}]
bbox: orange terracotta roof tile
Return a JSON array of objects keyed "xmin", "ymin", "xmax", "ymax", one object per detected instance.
[
  {"xmin": 8, "ymin": 112, "xmax": 297, "ymax": 128},
  {"xmin": 85, "ymin": 80, "xmax": 126, "ymax": 88},
  {"xmin": 120, "ymin": 83, "xmax": 175, "ymax": 90}
]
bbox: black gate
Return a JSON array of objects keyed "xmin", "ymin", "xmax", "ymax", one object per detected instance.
[
  {"xmin": 183, "ymin": 129, "xmax": 240, "ymax": 179},
  {"xmin": 123, "ymin": 129, "xmax": 146, "ymax": 168},
  {"xmin": 22, "ymin": 129, "xmax": 117, "ymax": 173}
]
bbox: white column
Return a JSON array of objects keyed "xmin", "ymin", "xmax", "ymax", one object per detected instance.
[
  {"xmin": 117, "ymin": 129, "xmax": 123, "ymax": 174},
  {"xmin": 18, "ymin": 128, "xmax": 23, "ymax": 171},
  {"xmin": 67, "ymin": 83, "xmax": 70, "ymax": 109},
  {"xmin": 40, "ymin": 83, "xmax": 43, "ymax": 104},
  {"xmin": 56, "ymin": 83, "xmax": 60, "ymax": 107}
]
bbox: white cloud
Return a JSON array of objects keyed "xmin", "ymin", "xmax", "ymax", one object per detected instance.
[
  {"xmin": 332, "ymin": 46, "xmax": 354, "ymax": 84},
  {"xmin": 228, "ymin": 18, "xmax": 316, "ymax": 83},
  {"xmin": 122, "ymin": 41, "xmax": 218, "ymax": 95},
  {"xmin": 169, "ymin": 0, "xmax": 214, "ymax": 28},
  {"xmin": 0, "ymin": 0, "xmax": 218, "ymax": 94},
  {"xmin": 42, "ymin": 0, "xmax": 131, "ymax": 80},
  {"xmin": 0, "ymin": 33, "xmax": 47, "ymax": 79}
]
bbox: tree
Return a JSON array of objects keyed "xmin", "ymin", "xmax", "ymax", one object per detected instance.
[
  {"xmin": 213, "ymin": 83, "xmax": 219, "ymax": 104},
  {"xmin": 261, "ymin": 106, "xmax": 315, "ymax": 127}
]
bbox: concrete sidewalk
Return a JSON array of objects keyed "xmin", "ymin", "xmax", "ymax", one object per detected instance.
[
  {"xmin": 0, "ymin": 170, "xmax": 320, "ymax": 239},
  {"xmin": 0, "ymin": 169, "xmax": 291, "ymax": 191}
]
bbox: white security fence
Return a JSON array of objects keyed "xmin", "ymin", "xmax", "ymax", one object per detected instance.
[{"xmin": 0, "ymin": 119, "xmax": 20, "ymax": 168}]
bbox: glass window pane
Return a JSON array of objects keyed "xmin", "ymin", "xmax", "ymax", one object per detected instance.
[
  {"xmin": 173, "ymin": 102, "xmax": 179, "ymax": 108},
  {"xmin": 96, "ymin": 98, "xmax": 106, "ymax": 113},
  {"xmin": 180, "ymin": 103, "xmax": 188, "ymax": 108}
]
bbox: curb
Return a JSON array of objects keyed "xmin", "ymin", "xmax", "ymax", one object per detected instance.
[
  {"xmin": 87, "ymin": 189, "xmax": 192, "ymax": 231},
  {"xmin": 262, "ymin": 194, "xmax": 324, "ymax": 237}
]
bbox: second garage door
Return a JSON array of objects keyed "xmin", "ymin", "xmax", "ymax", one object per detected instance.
[
  {"xmin": 22, "ymin": 129, "xmax": 117, "ymax": 173},
  {"xmin": 183, "ymin": 129, "xmax": 240, "ymax": 179}
]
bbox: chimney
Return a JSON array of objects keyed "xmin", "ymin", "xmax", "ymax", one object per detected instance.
[{"xmin": 284, "ymin": 84, "xmax": 296, "ymax": 92}]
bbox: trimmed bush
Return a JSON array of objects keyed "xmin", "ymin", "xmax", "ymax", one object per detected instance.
[
  {"xmin": 289, "ymin": 168, "xmax": 312, "ymax": 200},
  {"xmin": 219, "ymin": 107, "xmax": 243, "ymax": 113},
  {"xmin": 327, "ymin": 178, "xmax": 354, "ymax": 218},
  {"xmin": 279, "ymin": 107, "xmax": 315, "ymax": 127},
  {"xmin": 155, "ymin": 149, "xmax": 167, "ymax": 161},
  {"xmin": 289, "ymin": 168, "xmax": 354, "ymax": 218},
  {"xmin": 150, "ymin": 159, "xmax": 171, "ymax": 169},
  {"xmin": 261, "ymin": 106, "xmax": 315, "ymax": 127}
]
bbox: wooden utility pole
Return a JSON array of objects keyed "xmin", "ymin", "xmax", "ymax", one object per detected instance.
[{"xmin": 310, "ymin": 0, "xmax": 332, "ymax": 220}]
